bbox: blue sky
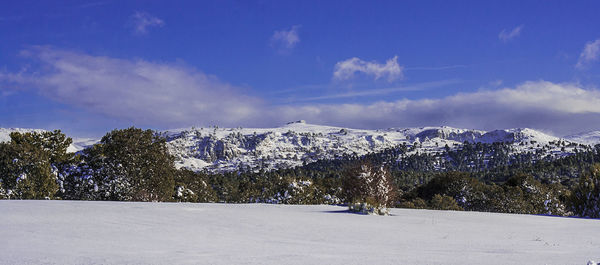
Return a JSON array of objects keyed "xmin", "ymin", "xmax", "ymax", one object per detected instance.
[{"xmin": 1, "ymin": 0, "xmax": 600, "ymax": 137}]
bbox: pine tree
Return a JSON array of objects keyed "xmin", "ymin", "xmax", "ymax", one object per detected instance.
[
  {"xmin": 569, "ymin": 164, "xmax": 600, "ymax": 218},
  {"xmin": 174, "ymin": 169, "xmax": 217, "ymax": 202},
  {"xmin": 83, "ymin": 127, "xmax": 176, "ymax": 202},
  {"xmin": 0, "ymin": 130, "xmax": 72, "ymax": 199}
]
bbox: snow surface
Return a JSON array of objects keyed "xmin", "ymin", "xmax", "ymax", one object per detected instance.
[
  {"xmin": 566, "ymin": 131, "xmax": 600, "ymax": 146},
  {"xmin": 0, "ymin": 128, "xmax": 46, "ymax": 142},
  {"xmin": 67, "ymin": 138, "xmax": 99, "ymax": 153},
  {"xmin": 0, "ymin": 200, "xmax": 598, "ymax": 265}
]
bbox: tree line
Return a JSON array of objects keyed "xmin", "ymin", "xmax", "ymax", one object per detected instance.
[{"xmin": 0, "ymin": 128, "xmax": 599, "ymax": 218}]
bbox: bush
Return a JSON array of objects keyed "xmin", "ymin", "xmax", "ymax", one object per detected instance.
[
  {"xmin": 397, "ymin": 197, "xmax": 427, "ymax": 209},
  {"xmin": 342, "ymin": 162, "xmax": 397, "ymax": 215},
  {"xmin": 429, "ymin": 194, "xmax": 463, "ymax": 211},
  {"xmin": 349, "ymin": 199, "xmax": 390, "ymax": 215}
]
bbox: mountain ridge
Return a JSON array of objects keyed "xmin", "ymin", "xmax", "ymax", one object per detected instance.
[{"xmin": 2, "ymin": 123, "xmax": 598, "ymax": 173}]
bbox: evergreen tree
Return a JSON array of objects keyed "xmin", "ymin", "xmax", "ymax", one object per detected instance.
[
  {"xmin": 174, "ymin": 169, "xmax": 217, "ymax": 202},
  {"xmin": 0, "ymin": 130, "xmax": 72, "ymax": 199},
  {"xmin": 83, "ymin": 127, "xmax": 176, "ymax": 202},
  {"xmin": 569, "ymin": 164, "xmax": 600, "ymax": 218}
]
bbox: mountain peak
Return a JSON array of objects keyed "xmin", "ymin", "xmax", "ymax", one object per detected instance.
[{"xmin": 286, "ymin": 120, "xmax": 306, "ymax": 125}]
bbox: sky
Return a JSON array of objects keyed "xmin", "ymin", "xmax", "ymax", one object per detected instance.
[{"xmin": 1, "ymin": 0, "xmax": 600, "ymax": 137}]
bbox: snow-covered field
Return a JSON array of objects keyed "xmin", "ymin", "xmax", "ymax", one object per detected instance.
[{"xmin": 0, "ymin": 201, "xmax": 598, "ymax": 265}]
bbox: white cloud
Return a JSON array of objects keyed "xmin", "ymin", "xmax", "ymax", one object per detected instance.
[
  {"xmin": 3, "ymin": 48, "xmax": 600, "ymax": 136},
  {"xmin": 576, "ymin": 39, "xmax": 600, "ymax": 69},
  {"xmin": 333, "ymin": 56, "xmax": 403, "ymax": 82},
  {"xmin": 270, "ymin": 25, "xmax": 300, "ymax": 53},
  {"xmin": 498, "ymin": 25, "xmax": 523, "ymax": 42},
  {"xmin": 271, "ymin": 81, "xmax": 600, "ymax": 136},
  {"xmin": 3, "ymin": 47, "xmax": 262, "ymax": 128},
  {"xmin": 295, "ymin": 79, "xmax": 460, "ymax": 101},
  {"xmin": 131, "ymin": 11, "xmax": 164, "ymax": 35}
]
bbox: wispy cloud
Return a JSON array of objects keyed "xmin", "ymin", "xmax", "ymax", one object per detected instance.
[
  {"xmin": 131, "ymin": 11, "xmax": 164, "ymax": 35},
  {"xmin": 498, "ymin": 25, "xmax": 523, "ymax": 42},
  {"xmin": 1, "ymin": 47, "xmax": 261, "ymax": 128},
  {"xmin": 333, "ymin": 56, "xmax": 403, "ymax": 82},
  {"xmin": 270, "ymin": 25, "xmax": 301, "ymax": 53},
  {"xmin": 295, "ymin": 79, "xmax": 461, "ymax": 102},
  {"xmin": 576, "ymin": 39, "xmax": 600, "ymax": 69},
  {"xmin": 273, "ymin": 81, "xmax": 600, "ymax": 135},
  {"xmin": 488, "ymin": 79, "xmax": 503, "ymax": 87},
  {"xmin": 3, "ymin": 49, "xmax": 600, "ymax": 136}
]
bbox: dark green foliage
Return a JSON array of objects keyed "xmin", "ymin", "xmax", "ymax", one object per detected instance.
[
  {"xmin": 569, "ymin": 164, "xmax": 600, "ymax": 218},
  {"xmin": 174, "ymin": 169, "xmax": 217, "ymax": 202},
  {"xmin": 1, "ymin": 126, "xmax": 599, "ymax": 219},
  {"xmin": 397, "ymin": 197, "xmax": 427, "ymax": 209},
  {"xmin": 411, "ymin": 172, "xmax": 487, "ymax": 211},
  {"xmin": 57, "ymin": 156, "xmax": 97, "ymax": 201},
  {"xmin": 0, "ymin": 130, "xmax": 72, "ymax": 199},
  {"xmin": 398, "ymin": 171, "xmax": 568, "ymax": 215},
  {"xmin": 83, "ymin": 127, "xmax": 175, "ymax": 202},
  {"xmin": 204, "ymin": 166, "xmax": 343, "ymax": 204},
  {"xmin": 499, "ymin": 174, "xmax": 567, "ymax": 215},
  {"xmin": 429, "ymin": 194, "xmax": 463, "ymax": 211}
]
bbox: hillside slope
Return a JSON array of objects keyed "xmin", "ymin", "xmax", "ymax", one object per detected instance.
[
  {"xmin": 164, "ymin": 122, "xmax": 587, "ymax": 173},
  {"xmin": 566, "ymin": 131, "xmax": 600, "ymax": 145}
]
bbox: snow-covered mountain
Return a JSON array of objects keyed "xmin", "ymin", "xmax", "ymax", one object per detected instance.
[
  {"xmin": 565, "ymin": 131, "xmax": 600, "ymax": 146},
  {"xmin": 0, "ymin": 128, "xmax": 47, "ymax": 142},
  {"xmin": 67, "ymin": 138, "xmax": 99, "ymax": 153},
  {"xmin": 2, "ymin": 123, "xmax": 597, "ymax": 173},
  {"xmin": 164, "ymin": 121, "xmax": 405, "ymax": 172},
  {"xmin": 0, "ymin": 128, "xmax": 97, "ymax": 153},
  {"xmin": 163, "ymin": 121, "xmax": 588, "ymax": 173}
]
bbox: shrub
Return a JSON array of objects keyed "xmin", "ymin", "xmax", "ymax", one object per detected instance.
[
  {"xmin": 342, "ymin": 162, "xmax": 397, "ymax": 215},
  {"xmin": 349, "ymin": 199, "xmax": 390, "ymax": 215},
  {"xmin": 397, "ymin": 197, "xmax": 427, "ymax": 209},
  {"xmin": 429, "ymin": 194, "xmax": 463, "ymax": 211}
]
